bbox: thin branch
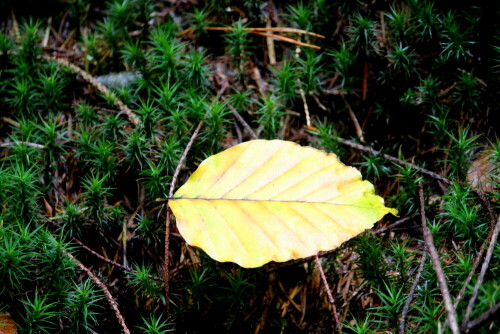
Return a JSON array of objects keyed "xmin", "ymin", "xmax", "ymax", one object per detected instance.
[
  {"xmin": 447, "ymin": 191, "xmax": 496, "ymax": 320},
  {"xmin": 222, "ymin": 96, "xmax": 258, "ymax": 139},
  {"xmin": 372, "ymin": 217, "xmax": 412, "ymax": 234},
  {"xmin": 314, "ymin": 255, "xmax": 342, "ymax": 333},
  {"xmin": 177, "ymin": 27, "xmax": 322, "ymax": 49},
  {"xmin": 251, "ymin": 31, "xmax": 321, "ymax": 50},
  {"xmin": 399, "ymin": 244, "xmax": 427, "ymax": 333},
  {"xmin": 74, "ymin": 238, "xmax": 161, "ymax": 281},
  {"xmin": 464, "ymin": 301, "xmax": 500, "ymax": 332},
  {"xmin": 340, "ymin": 96, "xmax": 364, "ymax": 142},
  {"xmin": 418, "ymin": 183, "xmax": 460, "ymax": 334},
  {"xmin": 45, "ymin": 55, "xmax": 141, "ymax": 126},
  {"xmin": 265, "ymin": 15, "xmax": 276, "ymax": 65},
  {"xmin": 294, "ymin": 47, "xmax": 311, "ymax": 128},
  {"xmin": 460, "ymin": 214, "xmax": 500, "ymax": 330},
  {"xmin": 66, "ymin": 252, "xmax": 130, "ymax": 334},
  {"xmin": 164, "ymin": 120, "xmax": 204, "ymax": 315},
  {"xmin": 179, "ymin": 26, "xmax": 325, "ymax": 38},
  {"xmin": 335, "ymin": 137, "xmax": 452, "ymax": 185},
  {"xmin": 0, "ymin": 141, "xmax": 45, "ymax": 148}
]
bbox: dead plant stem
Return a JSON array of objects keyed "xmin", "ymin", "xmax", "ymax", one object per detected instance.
[
  {"xmin": 418, "ymin": 183, "xmax": 460, "ymax": 334},
  {"xmin": 460, "ymin": 214, "xmax": 500, "ymax": 330},
  {"xmin": 222, "ymin": 96, "xmax": 258, "ymax": 139},
  {"xmin": 464, "ymin": 301, "xmax": 500, "ymax": 332},
  {"xmin": 335, "ymin": 137, "xmax": 452, "ymax": 185},
  {"xmin": 74, "ymin": 238, "xmax": 161, "ymax": 280},
  {"xmin": 45, "ymin": 55, "xmax": 141, "ymax": 126},
  {"xmin": 399, "ymin": 244, "xmax": 427, "ymax": 334},
  {"xmin": 164, "ymin": 120, "xmax": 204, "ymax": 315},
  {"xmin": 314, "ymin": 255, "xmax": 341, "ymax": 333},
  {"xmin": 66, "ymin": 252, "xmax": 130, "ymax": 334},
  {"xmin": 445, "ymin": 190, "xmax": 497, "ymax": 331}
]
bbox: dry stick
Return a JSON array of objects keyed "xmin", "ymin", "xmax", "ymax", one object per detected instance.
[
  {"xmin": 372, "ymin": 216, "xmax": 412, "ymax": 234},
  {"xmin": 177, "ymin": 27, "xmax": 322, "ymax": 49},
  {"xmin": 201, "ymin": 26, "xmax": 325, "ymax": 38},
  {"xmin": 0, "ymin": 141, "xmax": 45, "ymax": 148},
  {"xmin": 418, "ymin": 183, "xmax": 460, "ymax": 334},
  {"xmin": 314, "ymin": 255, "xmax": 342, "ymax": 333},
  {"xmin": 66, "ymin": 252, "xmax": 131, "ymax": 334},
  {"xmin": 45, "ymin": 55, "xmax": 141, "ymax": 126},
  {"xmin": 460, "ymin": 215, "xmax": 500, "ymax": 330},
  {"xmin": 265, "ymin": 17, "xmax": 277, "ymax": 65},
  {"xmin": 335, "ymin": 137, "xmax": 453, "ymax": 185},
  {"xmin": 73, "ymin": 238, "xmax": 162, "ymax": 281},
  {"xmin": 443, "ymin": 190, "xmax": 497, "ymax": 332},
  {"xmin": 464, "ymin": 301, "xmax": 500, "ymax": 332},
  {"xmin": 251, "ymin": 31, "xmax": 321, "ymax": 50},
  {"xmin": 294, "ymin": 47, "xmax": 311, "ymax": 128},
  {"xmin": 221, "ymin": 97, "xmax": 258, "ymax": 139},
  {"xmin": 164, "ymin": 121, "xmax": 204, "ymax": 315},
  {"xmin": 399, "ymin": 214, "xmax": 428, "ymax": 333},
  {"xmin": 341, "ymin": 96, "xmax": 364, "ymax": 143}
]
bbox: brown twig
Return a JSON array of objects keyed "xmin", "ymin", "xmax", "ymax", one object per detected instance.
[
  {"xmin": 178, "ymin": 26, "xmax": 322, "ymax": 49},
  {"xmin": 418, "ymin": 183, "xmax": 460, "ymax": 334},
  {"xmin": 73, "ymin": 238, "xmax": 161, "ymax": 281},
  {"xmin": 460, "ymin": 214, "xmax": 500, "ymax": 330},
  {"xmin": 445, "ymin": 190, "xmax": 497, "ymax": 328},
  {"xmin": 221, "ymin": 96, "xmax": 258, "ymax": 139},
  {"xmin": 334, "ymin": 137, "xmax": 452, "ymax": 185},
  {"xmin": 179, "ymin": 26, "xmax": 325, "ymax": 38},
  {"xmin": 294, "ymin": 47, "xmax": 311, "ymax": 128},
  {"xmin": 372, "ymin": 216, "xmax": 412, "ymax": 234},
  {"xmin": 44, "ymin": 55, "xmax": 141, "ymax": 126},
  {"xmin": 0, "ymin": 141, "xmax": 45, "ymax": 148},
  {"xmin": 251, "ymin": 31, "xmax": 321, "ymax": 50},
  {"xmin": 464, "ymin": 301, "xmax": 500, "ymax": 332},
  {"xmin": 341, "ymin": 96, "xmax": 364, "ymax": 143},
  {"xmin": 164, "ymin": 120, "xmax": 204, "ymax": 315},
  {"xmin": 66, "ymin": 252, "xmax": 130, "ymax": 334},
  {"xmin": 399, "ymin": 243, "xmax": 428, "ymax": 333},
  {"xmin": 314, "ymin": 255, "xmax": 342, "ymax": 333},
  {"xmin": 265, "ymin": 15, "xmax": 276, "ymax": 65}
]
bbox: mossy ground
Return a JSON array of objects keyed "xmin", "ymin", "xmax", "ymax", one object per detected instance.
[{"xmin": 0, "ymin": 1, "xmax": 499, "ymax": 333}]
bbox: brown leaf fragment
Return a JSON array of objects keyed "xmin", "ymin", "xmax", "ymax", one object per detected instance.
[
  {"xmin": 466, "ymin": 150, "xmax": 497, "ymax": 193},
  {"xmin": 0, "ymin": 311, "xmax": 17, "ymax": 334}
]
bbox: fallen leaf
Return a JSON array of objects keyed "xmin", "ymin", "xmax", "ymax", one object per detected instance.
[
  {"xmin": 0, "ymin": 311, "xmax": 17, "ymax": 334},
  {"xmin": 169, "ymin": 140, "xmax": 397, "ymax": 268},
  {"xmin": 466, "ymin": 149, "xmax": 497, "ymax": 193}
]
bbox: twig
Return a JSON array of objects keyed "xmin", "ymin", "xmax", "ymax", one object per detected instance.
[
  {"xmin": 464, "ymin": 301, "xmax": 500, "ymax": 332},
  {"xmin": 178, "ymin": 27, "xmax": 322, "ymax": 49},
  {"xmin": 334, "ymin": 137, "xmax": 452, "ymax": 185},
  {"xmin": 265, "ymin": 15, "xmax": 276, "ymax": 65},
  {"xmin": 73, "ymin": 238, "xmax": 162, "ymax": 281},
  {"xmin": 164, "ymin": 120, "xmax": 204, "ymax": 315},
  {"xmin": 251, "ymin": 31, "xmax": 321, "ymax": 50},
  {"xmin": 221, "ymin": 96, "xmax": 258, "ymax": 139},
  {"xmin": 44, "ymin": 55, "xmax": 141, "ymax": 126},
  {"xmin": 460, "ymin": 214, "xmax": 500, "ymax": 330},
  {"xmin": 372, "ymin": 216, "xmax": 412, "ymax": 234},
  {"xmin": 446, "ymin": 190, "xmax": 496, "ymax": 326},
  {"xmin": 0, "ymin": 117, "xmax": 20, "ymax": 127},
  {"xmin": 66, "ymin": 252, "xmax": 130, "ymax": 334},
  {"xmin": 178, "ymin": 26, "xmax": 325, "ymax": 38},
  {"xmin": 294, "ymin": 47, "xmax": 311, "ymax": 128},
  {"xmin": 341, "ymin": 96, "xmax": 364, "ymax": 143},
  {"xmin": 314, "ymin": 255, "xmax": 342, "ymax": 333},
  {"xmin": 399, "ymin": 241, "xmax": 428, "ymax": 333},
  {"xmin": 418, "ymin": 183, "xmax": 460, "ymax": 334},
  {"xmin": 0, "ymin": 141, "xmax": 45, "ymax": 148}
]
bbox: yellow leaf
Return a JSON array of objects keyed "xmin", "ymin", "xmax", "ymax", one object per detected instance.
[{"xmin": 169, "ymin": 140, "xmax": 397, "ymax": 268}]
